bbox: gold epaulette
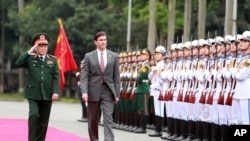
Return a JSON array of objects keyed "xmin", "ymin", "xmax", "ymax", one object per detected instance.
[{"xmin": 144, "ymin": 63, "xmax": 150, "ymax": 69}]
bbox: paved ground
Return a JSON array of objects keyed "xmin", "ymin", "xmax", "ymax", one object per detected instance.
[{"xmin": 0, "ymin": 100, "xmax": 166, "ymax": 141}]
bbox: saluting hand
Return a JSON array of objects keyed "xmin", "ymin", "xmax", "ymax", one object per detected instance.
[{"xmin": 28, "ymin": 44, "xmax": 38, "ymax": 55}]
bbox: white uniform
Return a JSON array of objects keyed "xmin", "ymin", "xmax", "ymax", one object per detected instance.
[
  {"xmin": 161, "ymin": 62, "xmax": 172, "ymax": 117},
  {"xmin": 148, "ymin": 60, "xmax": 165, "ymax": 117},
  {"xmin": 219, "ymin": 54, "xmax": 235, "ymax": 125},
  {"xmin": 233, "ymin": 54, "xmax": 250, "ymax": 124},
  {"xmin": 196, "ymin": 56, "xmax": 209, "ymax": 122},
  {"xmin": 173, "ymin": 58, "xmax": 184, "ymax": 119}
]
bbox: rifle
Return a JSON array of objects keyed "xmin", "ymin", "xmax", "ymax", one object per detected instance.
[
  {"xmin": 184, "ymin": 48, "xmax": 192, "ymax": 103},
  {"xmin": 164, "ymin": 50, "xmax": 173, "ymax": 101},
  {"xmin": 217, "ymin": 43, "xmax": 227, "ymax": 105},
  {"xmin": 188, "ymin": 64, "xmax": 197, "ymax": 103},
  {"xmin": 177, "ymin": 37, "xmax": 185, "ymax": 102},
  {"xmin": 164, "ymin": 81, "xmax": 171, "ymax": 101},
  {"xmin": 189, "ymin": 40, "xmax": 199, "ymax": 103},
  {"xmin": 129, "ymin": 78, "xmax": 137, "ymax": 100},
  {"xmin": 199, "ymin": 58, "xmax": 210, "ymax": 104},
  {"xmin": 123, "ymin": 64, "xmax": 132, "ymax": 99},
  {"xmin": 184, "ymin": 76, "xmax": 191, "ymax": 102},
  {"xmin": 225, "ymin": 35, "xmax": 238, "ymax": 106},
  {"xmin": 206, "ymin": 33, "xmax": 218, "ymax": 105},
  {"xmin": 164, "ymin": 60, "xmax": 172, "ymax": 101},
  {"xmin": 167, "ymin": 56, "xmax": 177, "ymax": 101},
  {"xmin": 199, "ymin": 32, "xmax": 210, "ymax": 104},
  {"xmin": 158, "ymin": 58, "xmax": 166, "ymax": 101},
  {"xmin": 129, "ymin": 55, "xmax": 139, "ymax": 100},
  {"xmin": 225, "ymin": 75, "xmax": 235, "ymax": 106},
  {"xmin": 158, "ymin": 62, "xmax": 165, "ymax": 101},
  {"xmin": 177, "ymin": 60, "xmax": 184, "ymax": 101}
]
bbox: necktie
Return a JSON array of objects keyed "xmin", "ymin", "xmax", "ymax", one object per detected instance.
[
  {"xmin": 100, "ymin": 53, "xmax": 104, "ymax": 72},
  {"xmin": 40, "ymin": 57, "xmax": 43, "ymax": 61}
]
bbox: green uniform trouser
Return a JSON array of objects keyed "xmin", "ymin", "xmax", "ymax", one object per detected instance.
[
  {"xmin": 148, "ymin": 96, "xmax": 154, "ymax": 114},
  {"xmin": 135, "ymin": 93, "xmax": 149, "ymax": 115},
  {"xmin": 28, "ymin": 99, "xmax": 52, "ymax": 141}
]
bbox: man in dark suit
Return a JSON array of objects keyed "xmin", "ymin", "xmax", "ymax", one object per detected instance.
[
  {"xmin": 15, "ymin": 33, "xmax": 60, "ymax": 141},
  {"xmin": 80, "ymin": 31, "xmax": 120, "ymax": 141}
]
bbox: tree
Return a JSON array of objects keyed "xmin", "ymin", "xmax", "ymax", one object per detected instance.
[
  {"xmin": 198, "ymin": 0, "xmax": 206, "ymax": 39},
  {"xmin": 167, "ymin": 0, "xmax": 176, "ymax": 50},
  {"xmin": 224, "ymin": 0, "xmax": 236, "ymax": 35},
  {"xmin": 147, "ymin": 0, "xmax": 156, "ymax": 53},
  {"xmin": 183, "ymin": 0, "xmax": 191, "ymax": 42}
]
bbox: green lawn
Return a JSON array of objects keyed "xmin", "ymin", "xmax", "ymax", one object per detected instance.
[{"xmin": 0, "ymin": 93, "xmax": 80, "ymax": 103}]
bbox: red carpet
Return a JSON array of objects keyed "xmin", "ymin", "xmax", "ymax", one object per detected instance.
[{"xmin": 0, "ymin": 118, "xmax": 89, "ymax": 141}]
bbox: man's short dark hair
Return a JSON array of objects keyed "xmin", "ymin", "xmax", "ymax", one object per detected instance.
[{"xmin": 94, "ymin": 31, "xmax": 106, "ymax": 41}]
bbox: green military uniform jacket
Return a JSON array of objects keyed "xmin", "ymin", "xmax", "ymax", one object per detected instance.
[
  {"xmin": 136, "ymin": 61, "xmax": 150, "ymax": 94},
  {"xmin": 15, "ymin": 52, "xmax": 60, "ymax": 100}
]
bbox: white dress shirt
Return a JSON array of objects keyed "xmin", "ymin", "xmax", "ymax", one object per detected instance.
[{"xmin": 97, "ymin": 49, "xmax": 107, "ymax": 68}]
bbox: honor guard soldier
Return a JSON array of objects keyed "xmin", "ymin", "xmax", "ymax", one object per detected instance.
[
  {"xmin": 217, "ymin": 34, "xmax": 234, "ymax": 141},
  {"xmin": 113, "ymin": 52, "xmax": 124, "ymax": 128},
  {"xmin": 147, "ymin": 54, "xmax": 156, "ymax": 130},
  {"xmin": 232, "ymin": 31, "xmax": 250, "ymax": 125},
  {"xmin": 183, "ymin": 40, "xmax": 200, "ymax": 141},
  {"xmin": 148, "ymin": 45, "xmax": 167, "ymax": 137},
  {"xmin": 225, "ymin": 34, "xmax": 242, "ymax": 130},
  {"xmin": 228, "ymin": 34, "xmax": 243, "ymax": 126},
  {"xmin": 134, "ymin": 48, "xmax": 151, "ymax": 133},
  {"xmin": 122, "ymin": 51, "xmax": 134, "ymax": 131},
  {"xmin": 127, "ymin": 51, "xmax": 140, "ymax": 132},
  {"xmin": 118, "ymin": 52, "xmax": 129, "ymax": 130},
  {"xmin": 175, "ymin": 41, "xmax": 192, "ymax": 141},
  {"xmin": 161, "ymin": 43, "xmax": 178, "ymax": 140},
  {"xmin": 168, "ymin": 43, "xmax": 185, "ymax": 141},
  {"xmin": 197, "ymin": 38, "xmax": 214, "ymax": 141},
  {"xmin": 193, "ymin": 39, "xmax": 210, "ymax": 141},
  {"xmin": 132, "ymin": 50, "xmax": 142, "ymax": 132},
  {"xmin": 207, "ymin": 36, "xmax": 224, "ymax": 141}
]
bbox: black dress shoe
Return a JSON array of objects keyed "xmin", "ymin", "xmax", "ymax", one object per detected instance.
[
  {"xmin": 117, "ymin": 124, "xmax": 125, "ymax": 129},
  {"xmin": 134, "ymin": 128, "xmax": 146, "ymax": 133},
  {"xmin": 167, "ymin": 134, "xmax": 179, "ymax": 140},
  {"xmin": 77, "ymin": 118, "xmax": 88, "ymax": 122},
  {"xmin": 148, "ymin": 131, "xmax": 162, "ymax": 137},
  {"xmin": 127, "ymin": 126, "xmax": 134, "ymax": 132},
  {"xmin": 132, "ymin": 126, "xmax": 139, "ymax": 132},
  {"xmin": 183, "ymin": 135, "xmax": 194, "ymax": 141},
  {"xmin": 146, "ymin": 124, "xmax": 155, "ymax": 129},
  {"xmin": 162, "ymin": 127, "xmax": 168, "ymax": 132},
  {"xmin": 113, "ymin": 123, "xmax": 120, "ymax": 129},
  {"xmin": 192, "ymin": 138, "xmax": 201, "ymax": 141},
  {"xmin": 173, "ymin": 135, "xmax": 186, "ymax": 141},
  {"xmin": 161, "ymin": 134, "xmax": 173, "ymax": 140}
]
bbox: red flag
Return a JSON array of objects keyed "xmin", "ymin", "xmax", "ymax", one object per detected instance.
[{"xmin": 54, "ymin": 19, "xmax": 78, "ymax": 90}]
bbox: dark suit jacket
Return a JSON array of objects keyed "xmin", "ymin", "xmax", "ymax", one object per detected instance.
[
  {"xmin": 15, "ymin": 53, "xmax": 60, "ymax": 100},
  {"xmin": 80, "ymin": 49, "xmax": 120, "ymax": 101}
]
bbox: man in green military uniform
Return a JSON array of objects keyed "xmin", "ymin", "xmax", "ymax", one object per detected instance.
[
  {"xmin": 134, "ymin": 48, "xmax": 151, "ymax": 133},
  {"xmin": 15, "ymin": 33, "xmax": 60, "ymax": 141}
]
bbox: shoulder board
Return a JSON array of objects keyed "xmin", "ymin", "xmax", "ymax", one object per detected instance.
[
  {"xmin": 144, "ymin": 64, "xmax": 150, "ymax": 68},
  {"xmin": 48, "ymin": 54, "xmax": 57, "ymax": 58}
]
